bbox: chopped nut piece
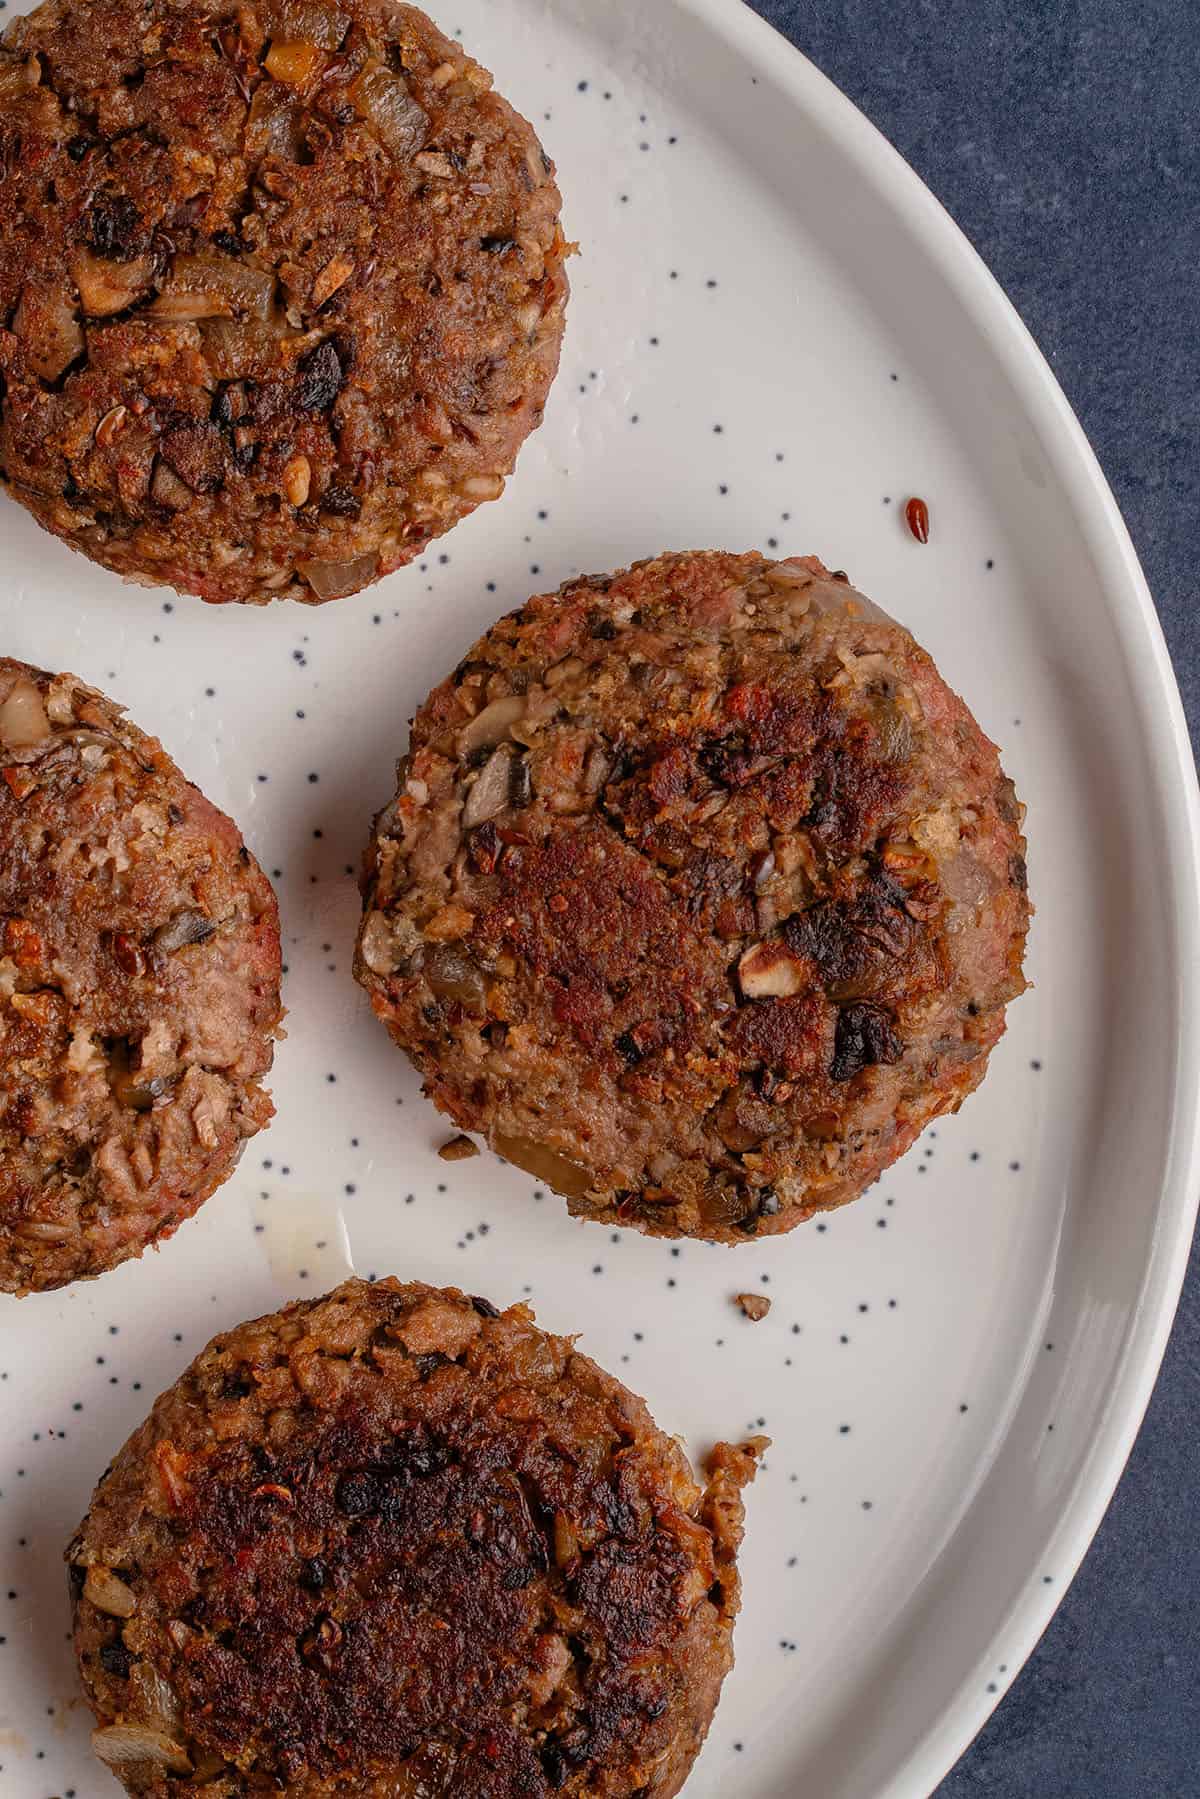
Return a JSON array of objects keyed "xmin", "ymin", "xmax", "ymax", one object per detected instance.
[
  {"xmin": 423, "ymin": 902, "xmax": 475, "ymax": 942},
  {"xmin": 311, "ymin": 254, "xmax": 354, "ymax": 307},
  {"xmin": 83, "ymin": 1565, "xmax": 138, "ymax": 1617},
  {"xmin": 283, "ymin": 453, "xmax": 311, "ymax": 507},
  {"xmin": 737, "ymin": 940, "xmax": 806, "ymax": 998},
  {"xmin": 438, "ymin": 1133, "xmax": 479, "ymax": 1161},
  {"xmin": 459, "ymin": 472, "xmax": 505, "ymax": 500},
  {"xmin": 414, "ymin": 150, "xmax": 456, "ymax": 179},
  {"xmin": 358, "ymin": 909, "xmax": 420, "ymax": 976},
  {"xmin": 735, "ymin": 1293, "xmax": 772, "ymax": 1322}
]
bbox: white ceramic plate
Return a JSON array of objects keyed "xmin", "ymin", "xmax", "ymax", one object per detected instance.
[{"xmin": 2, "ymin": 2, "xmax": 1198, "ymax": 1794}]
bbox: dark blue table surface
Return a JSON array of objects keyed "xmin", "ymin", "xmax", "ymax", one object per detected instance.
[{"xmin": 747, "ymin": 3, "xmax": 1199, "ymax": 1793}]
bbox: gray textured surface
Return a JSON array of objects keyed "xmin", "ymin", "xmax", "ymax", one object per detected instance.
[{"xmin": 746, "ymin": 2, "xmax": 1200, "ymax": 1794}]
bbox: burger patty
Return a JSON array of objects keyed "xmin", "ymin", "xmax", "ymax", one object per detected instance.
[
  {"xmin": 0, "ymin": 657, "xmax": 281, "ymax": 1292},
  {"xmin": 70, "ymin": 1276, "xmax": 766, "ymax": 1796},
  {"xmin": 0, "ymin": 0, "xmax": 568, "ymax": 604},
  {"xmin": 355, "ymin": 551, "xmax": 1031, "ymax": 1243}
]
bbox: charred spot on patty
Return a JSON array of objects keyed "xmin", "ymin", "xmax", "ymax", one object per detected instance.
[
  {"xmin": 830, "ymin": 1002, "xmax": 904, "ymax": 1082},
  {"xmin": 782, "ymin": 871, "xmax": 922, "ymax": 999},
  {"xmin": 295, "ymin": 338, "xmax": 344, "ymax": 415},
  {"xmin": 83, "ymin": 193, "xmax": 144, "ymax": 260}
]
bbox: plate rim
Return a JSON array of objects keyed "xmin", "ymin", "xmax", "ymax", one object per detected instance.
[{"xmin": 673, "ymin": 0, "xmax": 1200, "ymax": 1790}]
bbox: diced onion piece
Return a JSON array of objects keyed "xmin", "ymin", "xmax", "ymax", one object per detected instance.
[
  {"xmin": 808, "ymin": 580, "xmax": 888, "ymax": 623},
  {"xmin": 264, "ymin": 38, "xmax": 324, "ymax": 83},
  {"xmin": 582, "ymin": 745, "xmax": 610, "ymax": 794},
  {"xmin": 348, "ymin": 62, "xmax": 428, "ymax": 157},
  {"xmin": 0, "ymin": 676, "xmax": 50, "ymax": 746},
  {"xmin": 297, "ymin": 552, "xmax": 378, "ymax": 600},
  {"xmin": 259, "ymin": 0, "xmax": 348, "ymax": 48},
  {"xmin": 13, "ymin": 1219, "xmax": 75, "ymax": 1242},
  {"xmin": 698, "ymin": 1184, "xmax": 753, "ymax": 1228},
  {"xmin": 146, "ymin": 291, "xmax": 231, "ymax": 320},
  {"xmin": 245, "ymin": 80, "xmax": 306, "ymax": 160},
  {"xmin": 129, "ymin": 1662, "xmax": 183, "ymax": 1735},
  {"xmin": 70, "ymin": 250, "xmax": 153, "ymax": 318},
  {"xmin": 763, "ymin": 560, "xmax": 813, "ymax": 589},
  {"xmin": 153, "ymin": 909, "xmax": 215, "ymax": 953},
  {"xmin": 92, "ymin": 1725, "xmax": 192, "ymax": 1775},
  {"xmin": 493, "ymin": 1134, "xmax": 596, "ymax": 1202},
  {"xmin": 200, "ymin": 317, "xmax": 286, "ymax": 380},
  {"xmin": 159, "ymin": 254, "xmax": 275, "ymax": 321}
]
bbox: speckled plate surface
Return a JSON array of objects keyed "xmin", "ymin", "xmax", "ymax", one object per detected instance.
[{"xmin": 2, "ymin": 1, "xmax": 1199, "ymax": 1795}]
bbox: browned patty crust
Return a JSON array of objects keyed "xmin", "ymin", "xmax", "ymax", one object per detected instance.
[
  {"xmin": 355, "ymin": 552, "xmax": 1031, "ymax": 1243},
  {"xmin": 0, "ymin": 0, "xmax": 568, "ymax": 604},
  {"xmin": 0, "ymin": 658, "xmax": 281, "ymax": 1292},
  {"xmin": 70, "ymin": 1277, "xmax": 766, "ymax": 1796}
]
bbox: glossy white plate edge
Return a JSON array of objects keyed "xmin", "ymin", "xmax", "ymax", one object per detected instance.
[{"xmin": 659, "ymin": 1, "xmax": 1200, "ymax": 1791}]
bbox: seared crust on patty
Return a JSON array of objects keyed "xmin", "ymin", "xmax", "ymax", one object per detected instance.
[
  {"xmin": 0, "ymin": 658, "xmax": 281, "ymax": 1292},
  {"xmin": 355, "ymin": 551, "xmax": 1030, "ymax": 1242},
  {"xmin": 70, "ymin": 1276, "xmax": 765, "ymax": 1796},
  {"xmin": 0, "ymin": 0, "xmax": 568, "ymax": 604}
]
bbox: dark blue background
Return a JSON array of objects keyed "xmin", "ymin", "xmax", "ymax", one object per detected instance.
[{"xmin": 747, "ymin": 3, "xmax": 1199, "ymax": 1793}]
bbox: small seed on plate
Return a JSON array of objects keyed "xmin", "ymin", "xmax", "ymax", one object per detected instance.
[{"xmin": 904, "ymin": 496, "xmax": 930, "ymax": 544}]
